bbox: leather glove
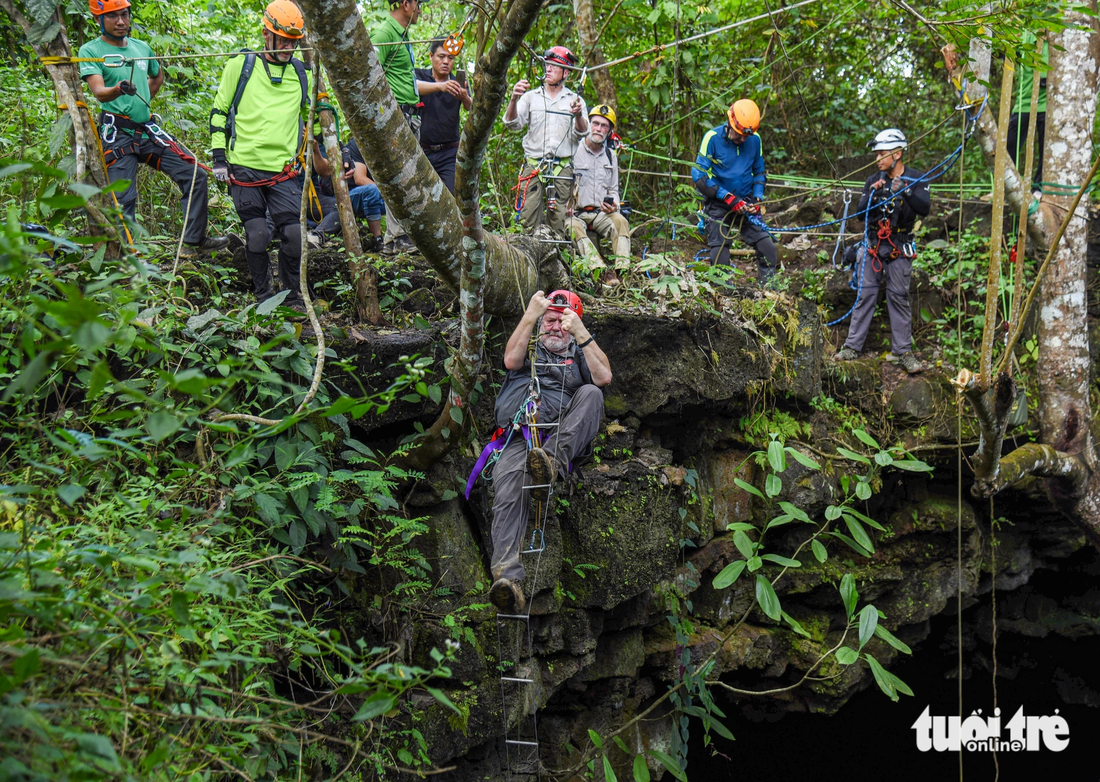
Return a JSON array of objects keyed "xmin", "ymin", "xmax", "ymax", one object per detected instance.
[
  {"xmin": 723, "ymin": 193, "xmax": 747, "ymax": 213},
  {"xmin": 117, "ymin": 80, "xmax": 137, "ymax": 96},
  {"xmin": 211, "ymin": 149, "xmax": 229, "ymax": 184}
]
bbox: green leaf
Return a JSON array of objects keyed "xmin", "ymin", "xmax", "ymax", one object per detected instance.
[
  {"xmin": 13, "ymin": 648, "xmax": 40, "ymax": 682},
  {"xmin": 767, "ymin": 439, "xmax": 786, "ymax": 472},
  {"xmin": 764, "ymin": 514, "xmax": 794, "ymax": 530},
  {"xmin": 781, "ymin": 610, "xmax": 811, "ymax": 638},
  {"xmin": 785, "ymin": 446, "xmax": 820, "ymax": 471},
  {"xmin": 855, "ymin": 480, "xmax": 872, "ymax": 501},
  {"xmin": 764, "ymin": 473, "xmax": 782, "ymax": 498},
  {"xmin": 712, "ymin": 560, "xmax": 745, "ymax": 589},
  {"xmin": 646, "ymin": 750, "xmax": 688, "ymax": 782},
  {"xmin": 865, "ymin": 654, "xmax": 899, "ymax": 701},
  {"xmin": 811, "ymin": 538, "xmax": 828, "ymax": 563},
  {"xmin": 732, "ymin": 529, "xmax": 754, "ymax": 559},
  {"xmin": 613, "ymin": 736, "xmax": 630, "ymax": 754},
  {"xmin": 24, "ymin": 0, "xmax": 59, "ymax": 25},
  {"xmin": 761, "ymin": 554, "xmax": 801, "ymax": 568},
  {"xmin": 836, "ymin": 446, "xmax": 871, "ymax": 465},
  {"xmin": 858, "ymin": 604, "xmax": 879, "ymax": 649},
  {"xmin": 170, "ymin": 592, "xmax": 191, "ymax": 625},
  {"xmin": 588, "ymin": 729, "xmax": 603, "ymax": 750},
  {"xmin": 703, "ymin": 714, "xmax": 735, "ymax": 741},
  {"xmin": 75, "ymin": 734, "xmax": 119, "ymax": 769},
  {"xmin": 853, "ymin": 429, "xmax": 880, "ymax": 449},
  {"xmin": 633, "ymin": 754, "xmax": 651, "ymax": 782},
  {"xmin": 734, "ymin": 477, "xmax": 764, "ymax": 499},
  {"xmin": 253, "ymin": 493, "xmax": 283, "ymax": 525},
  {"xmin": 71, "ymin": 321, "xmax": 111, "ymax": 353},
  {"xmin": 256, "ymin": 290, "xmax": 290, "ymax": 315},
  {"xmin": 839, "ymin": 573, "xmax": 857, "ymax": 618},
  {"xmin": 842, "ymin": 514, "xmax": 875, "ymax": 553},
  {"xmin": 146, "ymin": 411, "xmax": 182, "ymax": 443},
  {"xmin": 755, "ymin": 574, "xmax": 781, "ymax": 620},
  {"xmin": 425, "ymin": 686, "xmax": 461, "ymax": 714},
  {"xmin": 288, "ymin": 519, "xmax": 307, "ymax": 550},
  {"xmin": 603, "ymin": 755, "xmax": 618, "ymax": 782},
  {"xmin": 835, "ymin": 646, "xmax": 859, "ymax": 665},
  {"xmin": 746, "ymin": 555, "xmax": 762, "ymax": 572},
  {"xmin": 874, "ymin": 450, "xmax": 894, "ymax": 466},
  {"xmin": 874, "ymin": 624, "xmax": 913, "ymax": 654},
  {"xmin": 831, "ymin": 531, "xmax": 873, "ymax": 558},
  {"xmin": 427, "ymin": 384, "xmax": 442, "ymax": 404},
  {"xmin": 891, "ymin": 458, "xmax": 933, "ymax": 472},
  {"xmin": 844, "ymin": 506, "xmax": 887, "ymax": 531},
  {"xmin": 353, "ymin": 692, "xmax": 397, "ymax": 721},
  {"xmin": 777, "ymin": 501, "xmax": 811, "ymax": 523},
  {"xmin": 825, "ymin": 504, "xmax": 842, "ymax": 521},
  {"xmin": 3, "ymin": 351, "xmax": 53, "ymax": 402},
  {"xmin": 56, "ymin": 482, "xmax": 85, "ymax": 507},
  {"xmin": 449, "ymin": 406, "xmax": 464, "ymax": 424}
]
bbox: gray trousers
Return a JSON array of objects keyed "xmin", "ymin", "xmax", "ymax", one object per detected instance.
[
  {"xmin": 103, "ymin": 131, "xmax": 209, "ymax": 245},
  {"xmin": 489, "ymin": 384, "xmax": 604, "ymax": 583},
  {"xmin": 843, "ymin": 248, "xmax": 914, "ymax": 355}
]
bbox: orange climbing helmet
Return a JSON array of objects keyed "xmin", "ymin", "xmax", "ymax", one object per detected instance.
[
  {"xmin": 89, "ymin": 0, "xmax": 130, "ymax": 15},
  {"xmin": 546, "ymin": 290, "xmax": 583, "ymax": 320},
  {"xmin": 727, "ymin": 99, "xmax": 761, "ymax": 136},
  {"xmin": 263, "ymin": 0, "xmax": 305, "ymax": 39},
  {"xmin": 544, "ymin": 46, "xmax": 578, "ymax": 69}
]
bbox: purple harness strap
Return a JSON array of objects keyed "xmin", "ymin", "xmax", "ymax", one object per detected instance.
[{"xmin": 464, "ymin": 423, "xmax": 576, "ymax": 500}]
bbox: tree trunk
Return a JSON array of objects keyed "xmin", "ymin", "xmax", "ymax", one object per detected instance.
[
  {"xmin": 304, "ymin": 40, "xmax": 383, "ymax": 325},
  {"xmin": 575, "ymin": 0, "xmax": 618, "ymax": 107},
  {"xmin": 294, "ymin": 0, "xmax": 566, "ymax": 319},
  {"xmin": 1036, "ymin": 7, "xmax": 1100, "ymax": 454}
]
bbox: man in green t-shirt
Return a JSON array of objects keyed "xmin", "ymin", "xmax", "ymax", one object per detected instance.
[
  {"xmin": 372, "ymin": 0, "xmax": 431, "ymax": 255},
  {"xmin": 209, "ymin": 0, "xmax": 314, "ymax": 307},
  {"xmin": 1007, "ymin": 32, "xmax": 1048, "ymax": 191},
  {"xmin": 79, "ymin": 0, "xmax": 227, "ymax": 256}
]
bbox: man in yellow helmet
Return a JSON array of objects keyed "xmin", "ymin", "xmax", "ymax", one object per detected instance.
[
  {"xmin": 692, "ymin": 99, "xmax": 778, "ymax": 284},
  {"xmin": 209, "ymin": 0, "xmax": 313, "ymax": 307},
  {"xmin": 80, "ymin": 0, "xmax": 227, "ymax": 256},
  {"xmin": 566, "ymin": 104, "xmax": 629, "ymax": 287}
]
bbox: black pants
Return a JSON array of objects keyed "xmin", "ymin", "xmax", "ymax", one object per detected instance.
[
  {"xmin": 229, "ymin": 165, "xmax": 304, "ymax": 303},
  {"xmin": 425, "ymin": 146, "xmax": 458, "ymax": 194},
  {"xmin": 1006, "ymin": 112, "xmax": 1046, "ymax": 186},
  {"xmin": 103, "ymin": 131, "xmax": 209, "ymax": 244}
]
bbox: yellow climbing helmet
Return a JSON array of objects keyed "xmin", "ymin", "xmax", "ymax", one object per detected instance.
[{"xmin": 588, "ymin": 104, "xmax": 617, "ymax": 127}]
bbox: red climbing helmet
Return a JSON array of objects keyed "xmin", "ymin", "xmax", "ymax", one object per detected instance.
[
  {"xmin": 546, "ymin": 290, "xmax": 583, "ymax": 320},
  {"xmin": 544, "ymin": 46, "xmax": 578, "ymax": 69}
]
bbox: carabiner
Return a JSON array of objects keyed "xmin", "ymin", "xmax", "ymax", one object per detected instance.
[{"xmin": 101, "ymin": 52, "xmax": 126, "ymax": 68}]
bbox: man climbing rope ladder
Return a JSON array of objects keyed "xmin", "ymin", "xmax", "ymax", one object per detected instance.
[{"xmin": 474, "ymin": 290, "xmax": 612, "ymax": 614}]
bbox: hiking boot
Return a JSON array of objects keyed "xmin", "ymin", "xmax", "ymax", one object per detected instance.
[
  {"xmin": 526, "ymin": 447, "xmax": 557, "ymax": 503},
  {"xmin": 383, "ymin": 235, "xmax": 418, "ymax": 256},
  {"xmin": 307, "ymin": 231, "xmax": 324, "ymax": 250},
  {"xmin": 834, "ymin": 347, "xmax": 860, "ymax": 361},
  {"xmin": 897, "ymin": 352, "xmax": 923, "ymax": 374},
  {"xmin": 601, "ymin": 268, "xmax": 622, "ymax": 288},
  {"xmin": 179, "ymin": 235, "xmax": 230, "ymax": 258},
  {"xmin": 366, "ymin": 235, "xmax": 385, "ymax": 254},
  {"xmin": 489, "ymin": 578, "xmax": 526, "ymax": 614}
]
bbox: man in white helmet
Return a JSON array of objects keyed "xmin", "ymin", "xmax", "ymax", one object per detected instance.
[{"xmin": 835, "ymin": 128, "xmax": 930, "ymax": 373}]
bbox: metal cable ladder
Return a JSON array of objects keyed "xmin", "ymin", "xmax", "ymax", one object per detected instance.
[{"xmin": 495, "ymin": 365, "xmax": 573, "ymax": 782}]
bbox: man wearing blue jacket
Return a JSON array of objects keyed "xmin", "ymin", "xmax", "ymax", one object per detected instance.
[{"xmin": 692, "ymin": 99, "xmax": 778, "ymax": 283}]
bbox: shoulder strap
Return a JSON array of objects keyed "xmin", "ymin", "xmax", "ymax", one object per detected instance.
[
  {"xmin": 225, "ymin": 50, "xmax": 257, "ymax": 150},
  {"xmin": 289, "ymin": 58, "xmax": 309, "ymax": 109}
]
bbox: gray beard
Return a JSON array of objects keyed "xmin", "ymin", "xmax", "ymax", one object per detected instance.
[{"xmin": 542, "ymin": 334, "xmax": 572, "ymax": 354}]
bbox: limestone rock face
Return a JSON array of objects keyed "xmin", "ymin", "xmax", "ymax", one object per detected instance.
[{"xmin": 346, "ymin": 292, "xmax": 1094, "ymax": 781}]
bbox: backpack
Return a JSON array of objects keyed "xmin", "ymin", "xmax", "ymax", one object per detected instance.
[{"xmin": 217, "ymin": 50, "xmax": 309, "ymax": 150}]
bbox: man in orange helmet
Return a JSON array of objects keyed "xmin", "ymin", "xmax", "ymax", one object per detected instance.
[
  {"xmin": 481, "ymin": 290, "xmax": 612, "ymax": 613},
  {"xmin": 692, "ymin": 98, "xmax": 779, "ymax": 284},
  {"xmin": 209, "ymin": 0, "xmax": 314, "ymax": 307},
  {"xmin": 79, "ymin": 0, "xmax": 227, "ymax": 256}
]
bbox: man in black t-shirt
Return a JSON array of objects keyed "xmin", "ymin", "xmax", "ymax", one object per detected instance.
[{"xmin": 414, "ymin": 39, "xmax": 472, "ymax": 193}]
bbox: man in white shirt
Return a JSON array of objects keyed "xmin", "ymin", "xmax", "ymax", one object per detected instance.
[
  {"xmin": 567, "ymin": 104, "xmax": 629, "ymax": 287},
  {"xmin": 503, "ymin": 46, "xmax": 588, "ymax": 234}
]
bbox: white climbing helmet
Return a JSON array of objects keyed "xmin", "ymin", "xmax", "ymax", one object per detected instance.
[{"xmin": 870, "ymin": 128, "xmax": 907, "ymax": 152}]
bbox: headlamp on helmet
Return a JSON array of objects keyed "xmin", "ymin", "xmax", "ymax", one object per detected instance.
[
  {"xmin": 588, "ymin": 104, "xmax": 617, "ymax": 127},
  {"xmin": 727, "ymin": 99, "xmax": 761, "ymax": 137},
  {"xmin": 544, "ymin": 46, "xmax": 578, "ymax": 69},
  {"xmin": 264, "ymin": 0, "xmax": 305, "ymax": 39},
  {"xmin": 546, "ymin": 290, "xmax": 583, "ymax": 320}
]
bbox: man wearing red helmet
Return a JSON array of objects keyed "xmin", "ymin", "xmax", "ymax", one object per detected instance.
[
  {"xmin": 487, "ymin": 290, "xmax": 612, "ymax": 613},
  {"xmin": 692, "ymin": 98, "xmax": 779, "ymax": 284},
  {"xmin": 503, "ymin": 46, "xmax": 589, "ymax": 234},
  {"xmin": 79, "ymin": 0, "xmax": 227, "ymax": 256}
]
